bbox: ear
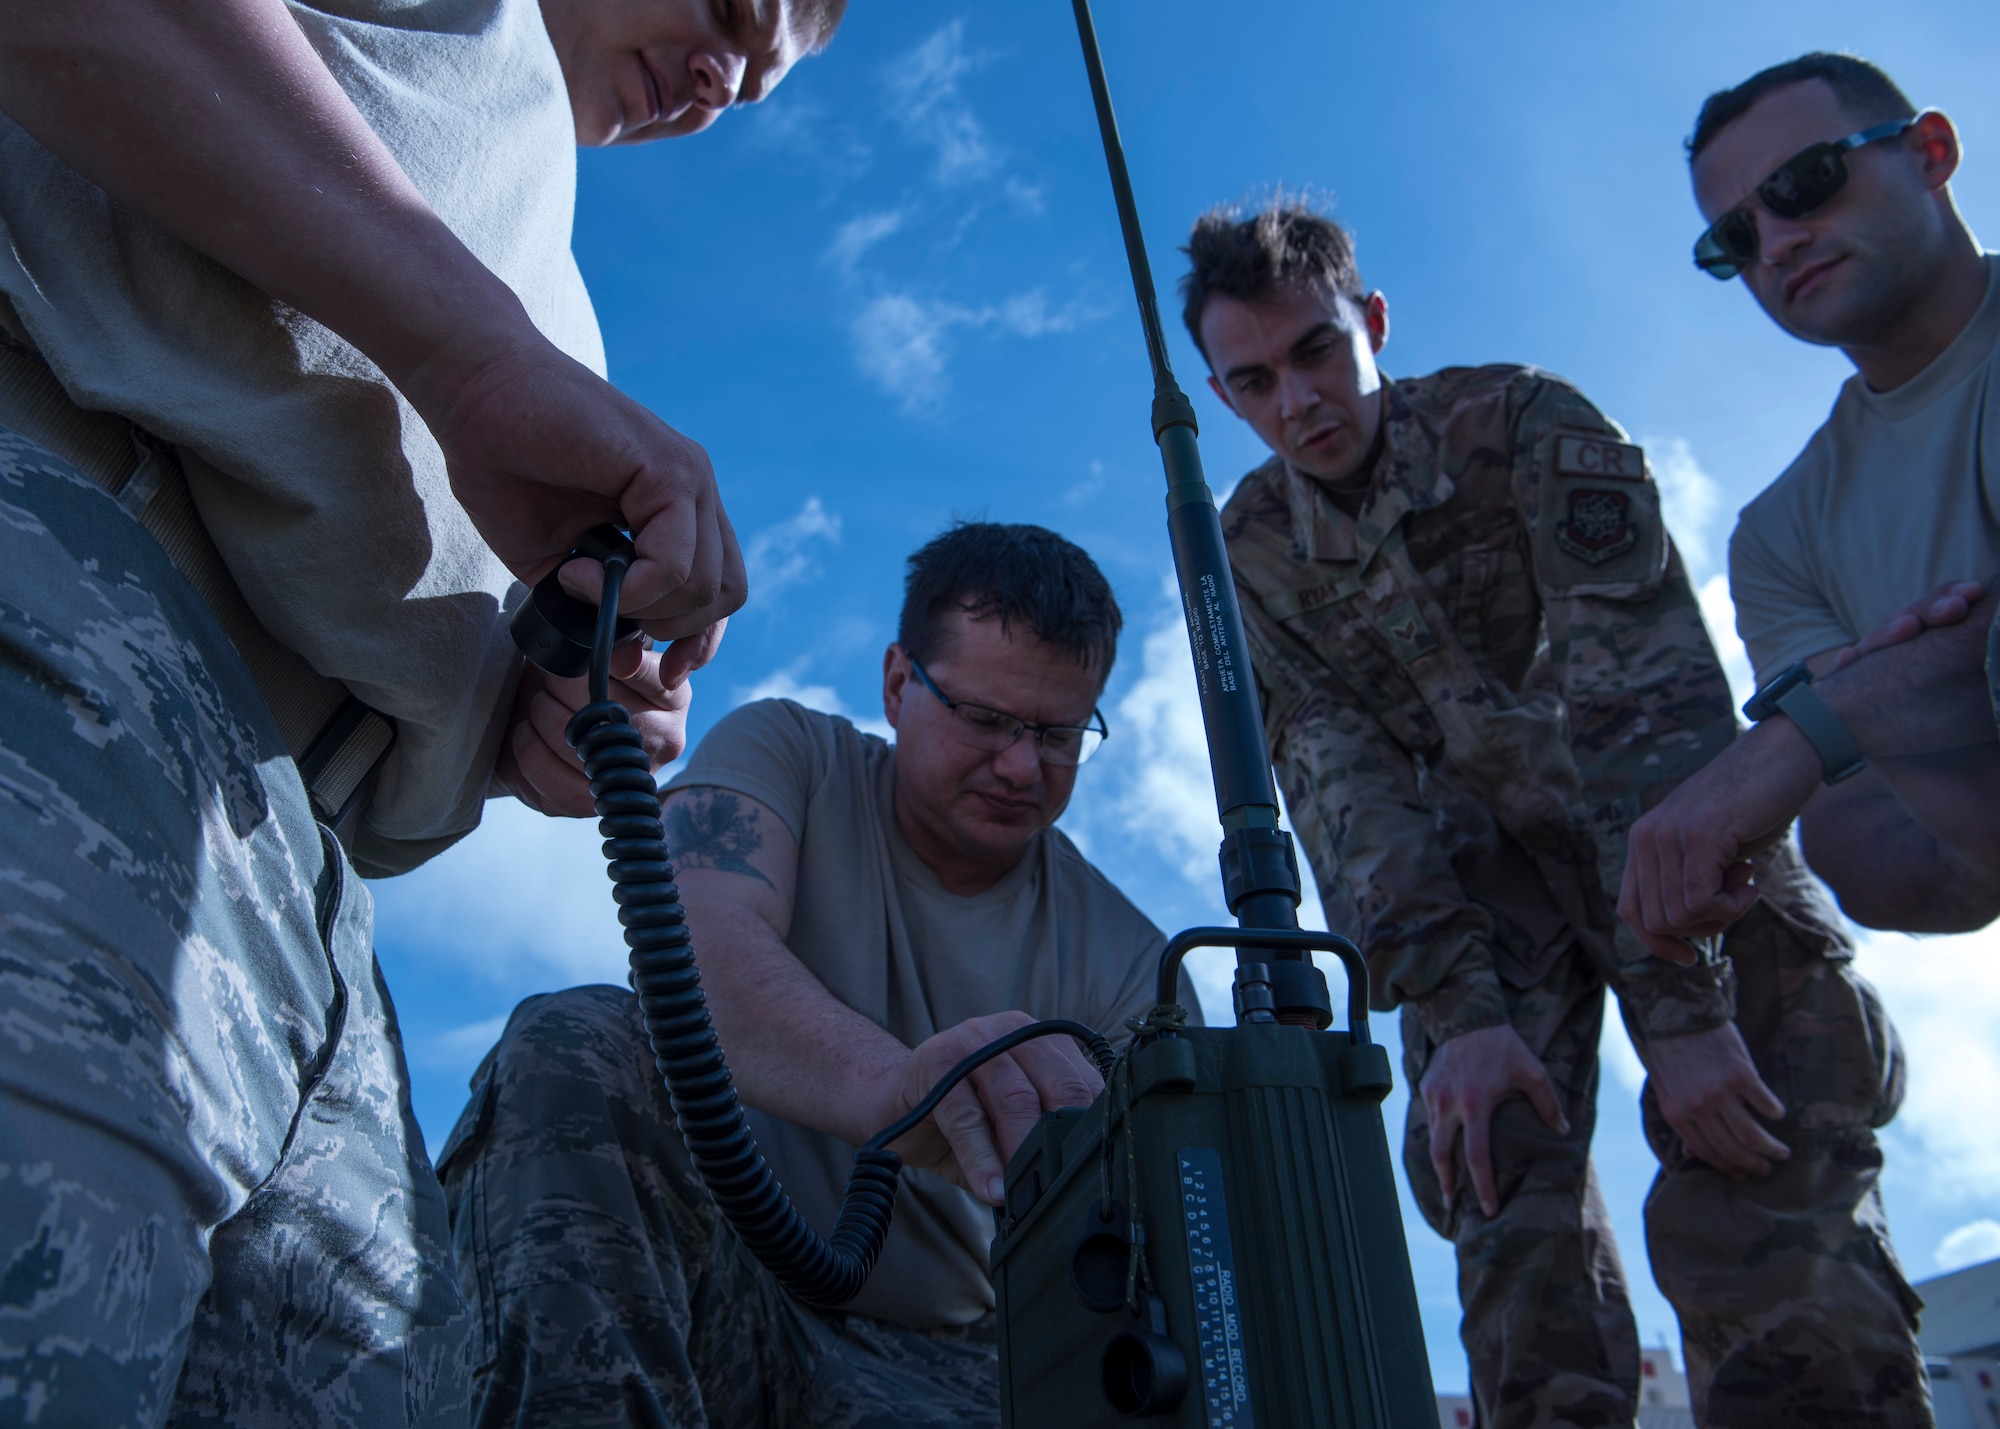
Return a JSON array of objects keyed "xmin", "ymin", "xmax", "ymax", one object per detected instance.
[
  {"xmin": 1363, "ymin": 291, "xmax": 1390, "ymax": 355},
  {"xmin": 882, "ymin": 644, "xmax": 908, "ymax": 729},
  {"xmin": 1913, "ymin": 110, "xmax": 1962, "ymax": 192},
  {"xmin": 1206, "ymin": 372, "xmax": 1239, "ymax": 415}
]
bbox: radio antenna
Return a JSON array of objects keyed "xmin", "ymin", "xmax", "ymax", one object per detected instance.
[{"xmin": 1069, "ymin": 0, "xmax": 1330, "ymax": 1026}]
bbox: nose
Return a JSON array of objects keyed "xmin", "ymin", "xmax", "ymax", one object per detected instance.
[
  {"xmin": 1277, "ymin": 366, "xmax": 1320, "ymax": 421},
  {"xmin": 689, "ymin": 47, "xmax": 747, "ymax": 111},
  {"xmin": 991, "ymin": 732, "xmax": 1043, "ymax": 788},
  {"xmin": 1757, "ymin": 206, "xmax": 1815, "ymax": 273}
]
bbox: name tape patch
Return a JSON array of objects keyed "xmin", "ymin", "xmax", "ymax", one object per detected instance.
[{"xmin": 1553, "ymin": 433, "xmax": 1645, "ymax": 482}]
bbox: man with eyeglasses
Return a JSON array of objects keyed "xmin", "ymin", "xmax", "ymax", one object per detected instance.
[
  {"xmin": 1622, "ymin": 54, "xmax": 2000, "ymax": 962},
  {"xmin": 435, "ymin": 521, "xmax": 1193, "ymax": 1427},
  {"xmin": 1192, "ymin": 198, "xmax": 1927, "ymax": 1427}
]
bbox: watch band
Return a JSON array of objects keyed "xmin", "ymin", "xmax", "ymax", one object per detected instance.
[{"xmin": 1744, "ymin": 662, "xmax": 1866, "ymax": 784}]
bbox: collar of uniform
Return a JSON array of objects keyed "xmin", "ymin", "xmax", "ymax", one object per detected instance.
[{"xmin": 1282, "ymin": 377, "xmax": 1456, "ymax": 568}]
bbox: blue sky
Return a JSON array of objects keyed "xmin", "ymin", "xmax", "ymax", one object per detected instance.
[{"xmin": 373, "ymin": 0, "xmax": 2000, "ymax": 1390}]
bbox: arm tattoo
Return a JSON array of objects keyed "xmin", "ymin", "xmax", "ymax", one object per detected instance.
[{"xmin": 664, "ymin": 789, "xmax": 776, "ymax": 890}]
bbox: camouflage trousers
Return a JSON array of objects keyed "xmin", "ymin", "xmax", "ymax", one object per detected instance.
[
  {"xmin": 0, "ymin": 429, "xmax": 468, "ymax": 1427},
  {"xmin": 437, "ymin": 985, "xmax": 1001, "ymax": 1429},
  {"xmin": 1401, "ymin": 904, "xmax": 1927, "ymax": 1429}
]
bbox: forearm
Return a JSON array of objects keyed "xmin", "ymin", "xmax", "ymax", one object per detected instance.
[
  {"xmin": 0, "ymin": 1, "xmax": 531, "ymax": 401},
  {"xmin": 1798, "ymin": 768, "xmax": 2000, "ymax": 932},
  {"xmin": 1815, "ymin": 588, "xmax": 1999, "ymax": 757},
  {"xmin": 683, "ymin": 895, "xmax": 911, "ymax": 1146}
]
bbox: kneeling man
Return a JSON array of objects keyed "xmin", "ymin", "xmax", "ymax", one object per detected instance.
[{"xmin": 439, "ymin": 522, "xmax": 1191, "ymax": 1428}]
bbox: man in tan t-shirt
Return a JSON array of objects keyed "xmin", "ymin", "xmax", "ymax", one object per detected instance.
[
  {"xmin": 1623, "ymin": 53, "xmax": 2000, "ymax": 956},
  {"xmin": 437, "ymin": 522, "xmax": 1194, "ymax": 1429}
]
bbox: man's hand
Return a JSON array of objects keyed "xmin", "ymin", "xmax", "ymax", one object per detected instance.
[
  {"xmin": 406, "ymin": 338, "xmax": 748, "ymax": 644},
  {"xmin": 1420, "ymin": 1023, "xmax": 1570, "ymax": 1219},
  {"xmin": 1829, "ymin": 580, "xmax": 1984, "ymax": 671},
  {"xmin": 1619, "ymin": 722, "xmax": 1822, "ymax": 963},
  {"xmin": 1640, "ymin": 1022, "xmax": 1789, "ymax": 1178},
  {"xmin": 0, "ymin": 1, "xmax": 747, "ymax": 649},
  {"xmin": 874, "ymin": 1012, "xmax": 1104, "ymax": 1207},
  {"xmin": 493, "ymin": 634, "xmax": 693, "ymax": 816}
]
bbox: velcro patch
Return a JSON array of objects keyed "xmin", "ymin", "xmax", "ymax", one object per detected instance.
[
  {"xmin": 1374, "ymin": 598, "xmax": 1438, "ymax": 662},
  {"xmin": 1554, "ymin": 488, "xmax": 1638, "ymax": 564},
  {"xmin": 1553, "ymin": 433, "xmax": 1645, "ymax": 482}
]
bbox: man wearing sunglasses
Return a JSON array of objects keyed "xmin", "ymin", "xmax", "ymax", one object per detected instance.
[
  {"xmin": 435, "ymin": 522, "xmax": 1194, "ymax": 1427},
  {"xmin": 1195, "ymin": 198, "xmax": 1927, "ymax": 1428},
  {"xmin": 1624, "ymin": 55, "xmax": 2000, "ymax": 957}
]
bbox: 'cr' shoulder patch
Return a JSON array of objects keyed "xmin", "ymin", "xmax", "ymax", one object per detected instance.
[
  {"xmin": 1554, "ymin": 488, "xmax": 1638, "ymax": 565},
  {"xmin": 1553, "ymin": 432, "xmax": 1645, "ymax": 482}
]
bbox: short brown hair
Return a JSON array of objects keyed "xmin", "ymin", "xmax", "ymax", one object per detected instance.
[
  {"xmin": 1688, "ymin": 53, "xmax": 1914, "ymax": 161},
  {"xmin": 899, "ymin": 523, "xmax": 1122, "ymax": 675},
  {"xmin": 1179, "ymin": 199, "xmax": 1364, "ymax": 361}
]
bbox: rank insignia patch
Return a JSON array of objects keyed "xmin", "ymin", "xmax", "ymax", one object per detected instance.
[
  {"xmin": 1374, "ymin": 598, "xmax": 1438, "ymax": 662},
  {"xmin": 1554, "ymin": 488, "xmax": 1638, "ymax": 565}
]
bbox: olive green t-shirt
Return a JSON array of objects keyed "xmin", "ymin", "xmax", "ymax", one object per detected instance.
[
  {"xmin": 1730, "ymin": 254, "xmax": 2000, "ymax": 680},
  {"xmin": 663, "ymin": 698, "xmax": 1186, "ymax": 1329}
]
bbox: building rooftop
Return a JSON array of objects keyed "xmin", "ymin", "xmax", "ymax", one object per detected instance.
[{"xmin": 1918, "ymin": 1258, "xmax": 2000, "ymax": 1360}]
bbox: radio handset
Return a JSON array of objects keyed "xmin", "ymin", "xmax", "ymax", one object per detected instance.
[{"xmin": 508, "ymin": 525, "xmax": 641, "ymax": 680}]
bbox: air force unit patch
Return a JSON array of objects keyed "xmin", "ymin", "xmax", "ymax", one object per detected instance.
[{"xmin": 1554, "ymin": 488, "xmax": 1638, "ymax": 564}]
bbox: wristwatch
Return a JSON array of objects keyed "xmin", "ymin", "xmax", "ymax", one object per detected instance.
[{"xmin": 1741, "ymin": 661, "xmax": 1867, "ymax": 784}]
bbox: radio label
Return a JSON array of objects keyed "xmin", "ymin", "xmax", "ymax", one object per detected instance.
[{"xmin": 1179, "ymin": 1147, "xmax": 1254, "ymax": 1426}]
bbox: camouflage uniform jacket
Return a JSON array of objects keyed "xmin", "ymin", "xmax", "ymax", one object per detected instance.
[{"xmin": 1224, "ymin": 364, "xmax": 1820, "ymax": 1045}]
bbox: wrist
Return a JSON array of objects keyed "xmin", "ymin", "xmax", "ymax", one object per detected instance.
[
  {"xmin": 1618, "ymin": 958, "xmax": 1733, "ymax": 1042},
  {"xmin": 364, "ymin": 263, "xmax": 545, "ymax": 426},
  {"xmin": 1413, "ymin": 965, "xmax": 1509, "ymax": 1046},
  {"xmin": 1744, "ymin": 662, "xmax": 1866, "ymax": 784}
]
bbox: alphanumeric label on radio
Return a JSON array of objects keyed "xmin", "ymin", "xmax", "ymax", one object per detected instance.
[{"xmin": 1179, "ymin": 1148, "xmax": 1254, "ymax": 1426}]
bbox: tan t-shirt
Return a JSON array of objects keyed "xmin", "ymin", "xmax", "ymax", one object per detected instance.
[
  {"xmin": 1730, "ymin": 254, "xmax": 2000, "ymax": 681},
  {"xmin": 663, "ymin": 698, "xmax": 1186, "ymax": 1329},
  {"xmin": 0, "ymin": 0, "xmax": 602, "ymax": 875}
]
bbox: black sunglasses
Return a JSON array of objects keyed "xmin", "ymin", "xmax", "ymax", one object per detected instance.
[{"xmin": 1693, "ymin": 117, "xmax": 1916, "ymax": 280}]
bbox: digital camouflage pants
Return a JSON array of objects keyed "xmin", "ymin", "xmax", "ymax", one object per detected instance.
[
  {"xmin": 0, "ymin": 428, "xmax": 468, "ymax": 1427},
  {"xmin": 438, "ymin": 985, "xmax": 1001, "ymax": 1429},
  {"xmin": 1401, "ymin": 903, "xmax": 1929, "ymax": 1429}
]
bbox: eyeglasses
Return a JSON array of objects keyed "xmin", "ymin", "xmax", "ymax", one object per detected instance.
[
  {"xmin": 1693, "ymin": 117, "xmax": 1916, "ymax": 280},
  {"xmin": 907, "ymin": 658, "xmax": 1108, "ymax": 767}
]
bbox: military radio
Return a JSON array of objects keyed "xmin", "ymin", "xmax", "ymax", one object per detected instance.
[{"xmin": 510, "ymin": 2, "xmax": 1437, "ymax": 1423}]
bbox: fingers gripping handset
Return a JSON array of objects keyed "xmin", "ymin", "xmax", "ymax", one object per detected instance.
[
  {"xmin": 509, "ymin": 525, "xmax": 640, "ymax": 681},
  {"xmin": 507, "ymin": 571, "xmax": 1115, "ymax": 1306}
]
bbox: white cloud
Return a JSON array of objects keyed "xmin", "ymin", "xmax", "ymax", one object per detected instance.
[
  {"xmin": 825, "ymin": 210, "xmax": 903, "ymax": 276},
  {"xmin": 1648, "ymin": 435, "xmax": 1725, "ymax": 578},
  {"xmin": 1111, "ymin": 605, "xmax": 1217, "ymax": 884},
  {"xmin": 1064, "ymin": 459, "xmax": 1110, "ymax": 507},
  {"xmin": 1935, "ymin": 1218, "xmax": 2000, "ymax": 1273},
  {"xmin": 1599, "ymin": 1013, "xmax": 1649, "ymax": 1096},
  {"xmin": 736, "ymin": 665, "xmax": 893, "ymax": 740},
  {"xmin": 1852, "ymin": 922, "xmax": 2000, "ymax": 1200},
  {"xmin": 886, "ymin": 21, "xmax": 995, "ymax": 184},
  {"xmin": 1106, "ymin": 594, "xmax": 1335, "ymax": 1022},
  {"xmin": 850, "ymin": 289, "xmax": 1090, "ymax": 412},
  {"xmin": 370, "ymin": 797, "xmax": 633, "ymax": 988},
  {"xmin": 852, "ymin": 293, "xmax": 959, "ymax": 412},
  {"xmin": 1697, "ymin": 572, "xmax": 1755, "ymax": 710},
  {"xmin": 416, "ymin": 1014, "xmax": 511, "ymax": 1071},
  {"xmin": 994, "ymin": 289, "xmax": 1081, "ymax": 338},
  {"xmin": 745, "ymin": 496, "xmax": 841, "ymax": 600}
]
